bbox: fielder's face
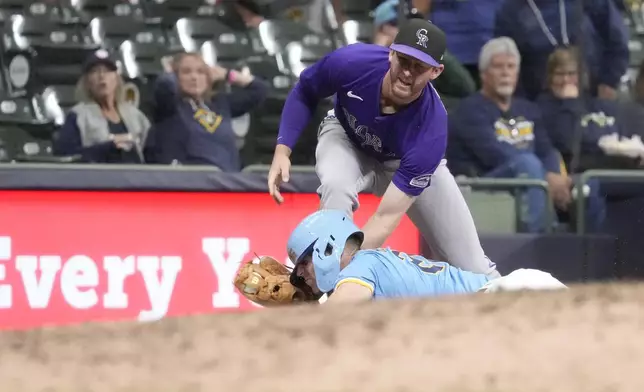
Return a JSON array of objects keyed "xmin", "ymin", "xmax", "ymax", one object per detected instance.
[
  {"xmin": 177, "ymin": 55, "xmax": 210, "ymax": 99},
  {"xmin": 482, "ymin": 53, "xmax": 518, "ymax": 99},
  {"xmin": 387, "ymin": 51, "xmax": 443, "ymax": 103}
]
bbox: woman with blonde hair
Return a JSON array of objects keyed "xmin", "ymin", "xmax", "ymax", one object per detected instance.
[
  {"xmin": 53, "ymin": 49, "xmax": 151, "ymax": 163},
  {"xmin": 149, "ymin": 51, "xmax": 268, "ymax": 170}
]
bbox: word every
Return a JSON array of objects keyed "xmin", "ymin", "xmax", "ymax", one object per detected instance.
[{"xmin": 0, "ymin": 237, "xmax": 278, "ymax": 321}]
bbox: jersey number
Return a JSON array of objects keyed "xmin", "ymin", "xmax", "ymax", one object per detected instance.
[{"xmin": 389, "ymin": 249, "xmax": 445, "ymax": 275}]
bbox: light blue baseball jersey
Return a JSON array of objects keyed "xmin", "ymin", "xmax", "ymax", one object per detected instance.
[{"xmin": 334, "ymin": 248, "xmax": 490, "ymax": 298}]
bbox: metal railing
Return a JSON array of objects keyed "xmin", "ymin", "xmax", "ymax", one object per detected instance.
[
  {"xmin": 575, "ymin": 169, "xmax": 644, "ymax": 235},
  {"xmin": 456, "ymin": 177, "xmax": 555, "ymax": 233}
]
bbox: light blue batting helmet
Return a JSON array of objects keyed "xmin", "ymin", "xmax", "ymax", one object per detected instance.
[
  {"xmin": 286, "ymin": 209, "xmax": 363, "ymax": 293},
  {"xmin": 374, "ymin": 0, "xmax": 399, "ymax": 29}
]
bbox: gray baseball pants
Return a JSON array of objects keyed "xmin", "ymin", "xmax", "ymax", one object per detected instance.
[{"xmin": 315, "ymin": 114, "xmax": 501, "ymax": 279}]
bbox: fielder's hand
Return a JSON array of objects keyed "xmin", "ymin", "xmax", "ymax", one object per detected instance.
[{"xmin": 268, "ymin": 145, "xmax": 292, "ymax": 204}]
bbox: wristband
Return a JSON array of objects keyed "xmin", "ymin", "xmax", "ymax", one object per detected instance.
[{"xmin": 228, "ymin": 69, "xmax": 238, "ymax": 83}]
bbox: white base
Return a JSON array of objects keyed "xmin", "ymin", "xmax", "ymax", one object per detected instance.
[{"xmin": 479, "ymin": 268, "xmax": 568, "ymax": 293}]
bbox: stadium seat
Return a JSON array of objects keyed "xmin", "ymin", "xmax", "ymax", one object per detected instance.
[
  {"xmin": 5, "ymin": 14, "xmax": 92, "ymax": 51},
  {"xmin": 89, "ymin": 16, "xmax": 168, "ymax": 49},
  {"xmin": 626, "ymin": 3, "xmax": 644, "ymax": 35},
  {"xmin": 341, "ymin": 19, "xmax": 373, "ymax": 45},
  {"xmin": 2, "ymin": 50, "xmax": 33, "ymax": 94},
  {"xmin": 231, "ymin": 112, "xmax": 250, "ymax": 149},
  {"xmin": 142, "ymin": 0, "xmax": 232, "ymax": 27},
  {"xmin": 243, "ymin": 54, "xmax": 295, "ymax": 90},
  {"xmin": 0, "ymin": 0, "xmax": 64, "ymax": 22},
  {"xmin": 42, "ymin": 84, "xmax": 77, "ymax": 115},
  {"xmin": 174, "ymin": 17, "xmax": 252, "ymax": 55},
  {"xmin": 338, "ymin": 0, "xmax": 373, "ymax": 21},
  {"xmin": 237, "ymin": 55, "xmax": 292, "ymax": 164},
  {"xmin": 68, "ymin": 0, "xmax": 145, "ymax": 20},
  {"xmin": 628, "ymin": 35, "xmax": 644, "ymax": 67},
  {"xmin": 0, "ymin": 94, "xmax": 58, "ymax": 161},
  {"xmin": 257, "ymin": 19, "xmax": 334, "ymax": 56},
  {"xmin": 5, "ymin": 15, "xmax": 99, "ymax": 86},
  {"xmin": 119, "ymin": 39, "xmax": 181, "ymax": 80},
  {"xmin": 117, "ymin": 39, "xmax": 182, "ymax": 119},
  {"xmin": 283, "ymin": 41, "xmax": 333, "ymax": 77},
  {"xmin": 199, "ymin": 34, "xmax": 255, "ymax": 68}
]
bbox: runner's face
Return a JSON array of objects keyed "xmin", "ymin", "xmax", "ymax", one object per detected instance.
[{"xmin": 294, "ymin": 256, "xmax": 321, "ymax": 295}]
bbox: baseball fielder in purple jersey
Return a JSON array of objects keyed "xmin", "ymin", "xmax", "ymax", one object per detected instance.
[{"xmin": 267, "ymin": 19, "xmax": 500, "ymax": 279}]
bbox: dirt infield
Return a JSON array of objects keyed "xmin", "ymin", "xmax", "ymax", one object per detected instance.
[{"xmin": 2, "ymin": 282, "xmax": 644, "ymax": 392}]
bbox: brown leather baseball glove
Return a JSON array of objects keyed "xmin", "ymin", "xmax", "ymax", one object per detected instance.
[{"xmin": 234, "ymin": 256, "xmax": 307, "ymax": 307}]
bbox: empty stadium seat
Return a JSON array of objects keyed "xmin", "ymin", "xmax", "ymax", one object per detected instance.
[
  {"xmin": 117, "ymin": 39, "xmax": 182, "ymax": 118},
  {"xmin": 89, "ymin": 16, "xmax": 168, "ymax": 49},
  {"xmin": 284, "ymin": 41, "xmax": 333, "ymax": 77},
  {"xmin": 2, "ymin": 50, "xmax": 32, "ymax": 94},
  {"xmin": 5, "ymin": 15, "xmax": 99, "ymax": 86},
  {"xmin": 244, "ymin": 54, "xmax": 295, "ymax": 90},
  {"xmin": 238, "ymin": 55, "xmax": 297, "ymax": 166},
  {"xmin": 339, "ymin": 0, "xmax": 373, "ymax": 21},
  {"xmin": 119, "ymin": 39, "xmax": 182, "ymax": 80},
  {"xmin": 199, "ymin": 34, "xmax": 255, "ymax": 68},
  {"xmin": 175, "ymin": 17, "xmax": 252, "ymax": 55},
  {"xmin": 42, "ymin": 84, "xmax": 77, "ymax": 115},
  {"xmin": 142, "ymin": 0, "xmax": 232, "ymax": 27},
  {"xmin": 69, "ymin": 0, "xmax": 145, "ymax": 20},
  {"xmin": 5, "ymin": 15, "xmax": 92, "ymax": 51},
  {"xmin": 238, "ymin": 50, "xmax": 329, "ymax": 166},
  {"xmin": 257, "ymin": 19, "xmax": 334, "ymax": 56},
  {"xmin": 628, "ymin": 35, "xmax": 644, "ymax": 67},
  {"xmin": 0, "ymin": 94, "xmax": 58, "ymax": 161},
  {"xmin": 231, "ymin": 112, "xmax": 250, "ymax": 149},
  {"xmin": 0, "ymin": 0, "xmax": 63, "ymax": 22},
  {"xmin": 341, "ymin": 19, "xmax": 373, "ymax": 44}
]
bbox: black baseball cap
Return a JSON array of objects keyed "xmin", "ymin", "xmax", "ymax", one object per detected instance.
[
  {"xmin": 390, "ymin": 19, "xmax": 446, "ymax": 67},
  {"xmin": 82, "ymin": 49, "xmax": 118, "ymax": 74}
]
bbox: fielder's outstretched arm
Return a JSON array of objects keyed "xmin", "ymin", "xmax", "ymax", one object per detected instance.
[
  {"xmin": 360, "ymin": 183, "xmax": 416, "ymax": 249},
  {"xmin": 360, "ymin": 126, "xmax": 446, "ymax": 249}
]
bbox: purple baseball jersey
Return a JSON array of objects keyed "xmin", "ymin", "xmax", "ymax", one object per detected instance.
[{"xmin": 277, "ymin": 43, "xmax": 448, "ymax": 196}]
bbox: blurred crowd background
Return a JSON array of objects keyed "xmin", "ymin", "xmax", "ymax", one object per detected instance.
[{"xmin": 2, "ymin": 0, "xmax": 644, "ymax": 235}]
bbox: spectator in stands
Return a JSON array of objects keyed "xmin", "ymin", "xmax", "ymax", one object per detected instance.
[
  {"xmin": 425, "ymin": 0, "xmax": 503, "ymax": 87},
  {"xmin": 53, "ymin": 50, "xmax": 151, "ymax": 163},
  {"xmin": 495, "ymin": 0, "xmax": 628, "ymax": 101},
  {"xmin": 149, "ymin": 52, "xmax": 268, "ymax": 171},
  {"xmin": 536, "ymin": 47, "xmax": 635, "ymax": 171},
  {"xmin": 372, "ymin": 0, "xmax": 476, "ymax": 100},
  {"xmin": 447, "ymin": 37, "xmax": 606, "ymax": 233}
]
